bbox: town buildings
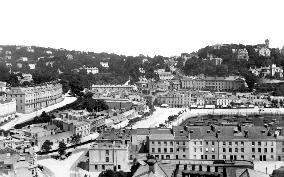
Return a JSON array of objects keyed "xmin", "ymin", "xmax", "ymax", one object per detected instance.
[
  {"xmin": 52, "ymin": 118, "xmax": 91, "ymax": 138},
  {"xmin": 180, "ymin": 75, "xmax": 246, "ymax": 91},
  {"xmin": 249, "ymin": 64, "xmax": 283, "ymax": 78},
  {"xmin": 89, "ymin": 142, "xmax": 130, "ymax": 172},
  {"xmin": 91, "ymin": 84, "xmax": 134, "ymax": 93},
  {"xmin": 232, "ymin": 48, "xmax": 249, "ymax": 61},
  {"xmin": 0, "ymin": 148, "xmax": 38, "ymax": 177},
  {"xmin": 6, "ymin": 81, "xmax": 63, "ymax": 113},
  {"xmin": 80, "ymin": 66, "xmax": 99, "ymax": 74},
  {"xmin": 157, "ymin": 91, "xmax": 191, "ymax": 108},
  {"xmin": 255, "ymin": 39, "xmax": 271, "ymax": 57},
  {"xmin": 100, "ymin": 61, "xmax": 109, "ymax": 68},
  {"xmin": 0, "ymin": 98, "xmax": 16, "ymax": 123}
]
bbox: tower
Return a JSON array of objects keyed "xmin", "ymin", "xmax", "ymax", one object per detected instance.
[{"xmin": 265, "ymin": 39, "xmax": 269, "ymax": 48}]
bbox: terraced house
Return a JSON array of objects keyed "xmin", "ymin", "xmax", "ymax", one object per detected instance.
[
  {"xmin": 147, "ymin": 126, "xmax": 284, "ymax": 162},
  {"xmin": 6, "ymin": 81, "xmax": 63, "ymax": 113}
]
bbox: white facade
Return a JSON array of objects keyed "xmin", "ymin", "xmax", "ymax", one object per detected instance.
[
  {"xmin": 85, "ymin": 67, "xmax": 99, "ymax": 74},
  {"xmin": 89, "ymin": 143, "xmax": 130, "ymax": 172},
  {"xmin": 0, "ymin": 81, "xmax": 7, "ymax": 92},
  {"xmin": 100, "ymin": 62, "xmax": 109, "ymax": 68},
  {"xmin": 0, "ymin": 99, "xmax": 16, "ymax": 123},
  {"xmin": 28, "ymin": 64, "xmax": 36, "ymax": 70}
]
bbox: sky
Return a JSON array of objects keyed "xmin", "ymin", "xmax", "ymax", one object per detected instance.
[{"xmin": 0, "ymin": 0, "xmax": 283, "ymax": 57}]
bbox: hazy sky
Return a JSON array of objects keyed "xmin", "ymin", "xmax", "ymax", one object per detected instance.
[{"xmin": 0, "ymin": 0, "xmax": 283, "ymax": 57}]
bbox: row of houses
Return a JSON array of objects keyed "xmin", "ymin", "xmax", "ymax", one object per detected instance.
[{"xmin": 157, "ymin": 91, "xmax": 275, "ymax": 108}]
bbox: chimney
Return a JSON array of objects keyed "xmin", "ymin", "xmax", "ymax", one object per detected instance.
[
  {"xmin": 145, "ymin": 155, "xmax": 157, "ymax": 174},
  {"xmin": 237, "ymin": 124, "xmax": 241, "ymax": 132},
  {"xmin": 244, "ymin": 130, "xmax": 248, "ymax": 138}
]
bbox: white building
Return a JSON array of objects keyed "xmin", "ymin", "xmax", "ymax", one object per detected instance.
[
  {"xmin": 0, "ymin": 98, "xmax": 16, "ymax": 123},
  {"xmin": 19, "ymin": 57, "xmax": 28, "ymax": 62},
  {"xmin": 89, "ymin": 142, "xmax": 130, "ymax": 172},
  {"xmin": 26, "ymin": 47, "xmax": 34, "ymax": 53},
  {"xmin": 0, "ymin": 81, "xmax": 7, "ymax": 92},
  {"xmin": 255, "ymin": 39, "xmax": 271, "ymax": 57},
  {"xmin": 28, "ymin": 64, "xmax": 36, "ymax": 70},
  {"xmin": 46, "ymin": 50, "xmax": 52, "ymax": 55},
  {"xmin": 84, "ymin": 67, "xmax": 99, "ymax": 74},
  {"xmin": 100, "ymin": 61, "xmax": 109, "ymax": 68},
  {"xmin": 249, "ymin": 64, "xmax": 283, "ymax": 78}
]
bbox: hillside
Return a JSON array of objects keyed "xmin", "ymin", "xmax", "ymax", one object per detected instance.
[{"xmin": 0, "ymin": 45, "xmax": 167, "ymax": 93}]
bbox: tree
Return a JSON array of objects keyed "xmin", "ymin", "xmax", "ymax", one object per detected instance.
[
  {"xmin": 71, "ymin": 134, "xmax": 82, "ymax": 145},
  {"xmin": 41, "ymin": 140, "xmax": 53, "ymax": 152},
  {"xmin": 58, "ymin": 141, "xmax": 67, "ymax": 156}
]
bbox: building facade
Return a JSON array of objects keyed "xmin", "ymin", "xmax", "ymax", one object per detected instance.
[
  {"xmin": 6, "ymin": 82, "xmax": 63, "ymax": 113},
  {"xmin": 158, "ymin": 91, "xmax": 191, "ymax": 108},
  {"xmin": 181, "ymin": 76, "xmax": 246, "ymax": 91},
  {"xmin": 89, "ymin": 142, "xmax": 130, "ymax": 172},
  {"xmin": 0, "ymin": 98, "xmax": 16, "ymax": 123}
]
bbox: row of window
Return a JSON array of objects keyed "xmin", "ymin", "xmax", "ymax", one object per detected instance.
[
  {"xmin": 151, "ymin": 141, "xmax": 186, "ymax": 146},
  {"xmin": 152, "ymin": 147, "xmax": 186, "ymax": 153}
]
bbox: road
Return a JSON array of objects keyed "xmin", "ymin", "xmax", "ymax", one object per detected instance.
[{"xmin": 0, "ymin": 95, "xmax": 77, "ymax": 131}]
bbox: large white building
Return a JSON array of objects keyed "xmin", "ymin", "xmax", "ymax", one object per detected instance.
[
  {"xmin": 7, "ymin": 82, "xmax": 63, "ymax": 113},
  {"xmin": 0, "ymin": 98, "xmax": 16, "ymax": 123},
  {"xmin": 89, "ymin": 142, "xmax": 130, "ymax": 172},
  {"xmin": 81, "ymin": 66, "xmax": 99, "ymax": 74}
]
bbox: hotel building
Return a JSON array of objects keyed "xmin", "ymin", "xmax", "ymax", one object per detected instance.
[{"xmin": 6, "ymin": 82, "xmax": 63, "ymax": 113}]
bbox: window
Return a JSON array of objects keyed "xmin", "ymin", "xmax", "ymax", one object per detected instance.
[
  {"xmin": 152, "ymin": 148, "xmax": 155, "ymax": 153},
  {"xmin": 229, "ymin": 148, "xmax": 232, "ymax": 152},
  {"xmin": 177, "ymin": 142, "xmax": 179, "ymax": 145},
  {"xmin": 194, "ymin": 142, "xmax": 196, "ymax": 145},
  {"xmin": 229, "ymin": 142, "xmax": 232, "ymax": 145},
  {"xmin": 183, "ymin": 148, "xmax": 185, "ymax": 152},
  {"xmin": 200, "ymin": 148, "xmax": 202, "ymax": 152},
  {"xmin": 252, "ymin": 155, "xmax": 255, "ymax": 160},
  {"xmin": 235, "ymin": 148, "xmax": 238, "ymax": 153},
  {"xmin": 95, "ymin": 165, "xmax": 98, "ymax": 170},
  {"xmin": 223, "ymin": 155, "xmax": 226, "ymax": 159},
  {"xmin": 158, "ymin": 148, "xmax": 161, "ymax": 152},
  {"xmin": 183, "ymin": 141, "xmax": 185, "ymax": 145},
  {"xmin": 223, "ymin": 141, "xmax": 226, "ymax": 145},
  {"xmin": 158, "ymin": 141, "xmax": 161, "ymax": 146},
  {"xmin": 177, "ymin": 148, "xmax": 179, "ymax": 152},
  {"xmin": 106, "ymin": 150, "xmax": 109, "ymax": 155},
  {"xmin": 206, "ymin": 141, "xmax": 209, "ymax": 145},
  {"xmin": 223, "ymin": 148, "xmax": 226, "ymax": 152},
  {"xmin": 264, "ymin": 148, "xmax": 267, "ymax": 153},
  {"xmin": 205, "ymin": 155, "xmax": 207, "ymax": 159},
  {"xmin": 212, "ymin": 155, "xmax": 215, "ymax": 159},
  {"xmin": 170, "ymin": 148, "xmax": 173, "ymax": 152},
  {"xmin": 212, "ymin": 148, "xmax": 215, "ymax": 152},
  {"xmin": 258, "ymin": 142, "xmax": 261, "ymax": 146},
  {"xmin": 271, "ymin": 148, "xmax": 274, "ymax": 153},
  {"xmin": 205, "ymin": 148, "xmax": 209, "ymax": 152},
  {"xmin": 194, "ymin": 148, "xmax": 196, "ymax": 152},
  {"xmin": 105, "ymin": 157, "xmax": 109, "ymax": 162},
  {"xmin": 102, "ymin": 165, "xmax": 105, "ymax": 170},
  {"xmin": 212, "ymin": 141, "xmax": 215, "ymax": 145},
  {"xmin": 161, "ymin": 155, "xmax": 164, "ymax": 159},
  {"xmin": 170, "ymin": 141, "xmax": 173, "ymax": 146},
  {"xmin": 271, "ymin": 155, "xmax": 274, "ymax": 159},
  {"xmin": 282, "ymin": 148, "xmax": 284, "ymax": 153},
  {"xmin": 241, "ymin": 155, "xmax": 244, "ymax": 159},
  {"xmin": 118, "ymin": 165, "xmax": 121, "ymax": 169},
  {"xmin": 241, "ymin": 148, "xmax": 244, "ymax": 152},
  {"xmin": 183, "ymin": 155, "xmax": 186, "ymax": 158},
  {"xmin": 252, "ymin": 148, "xmax": 255, "ymax": 153},
  {"xmin": 252, "ymin": 142, "xmax": 255, "ymax": 146},
  {"xmin": 152, "ymin": 141, "xmax": 154, "ymax": 145},
  {"xmin": 164, "ymin": 141, "xmax": 167, "ymax": 145},
  {"xmin": 164, "ymin": 148, "xmax": 167, "ymax": 153}
]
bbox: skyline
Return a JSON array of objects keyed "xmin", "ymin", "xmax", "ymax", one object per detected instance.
[{"xmin": 0, "ymin": 0, "xmax": 284, "ymax": 57}]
